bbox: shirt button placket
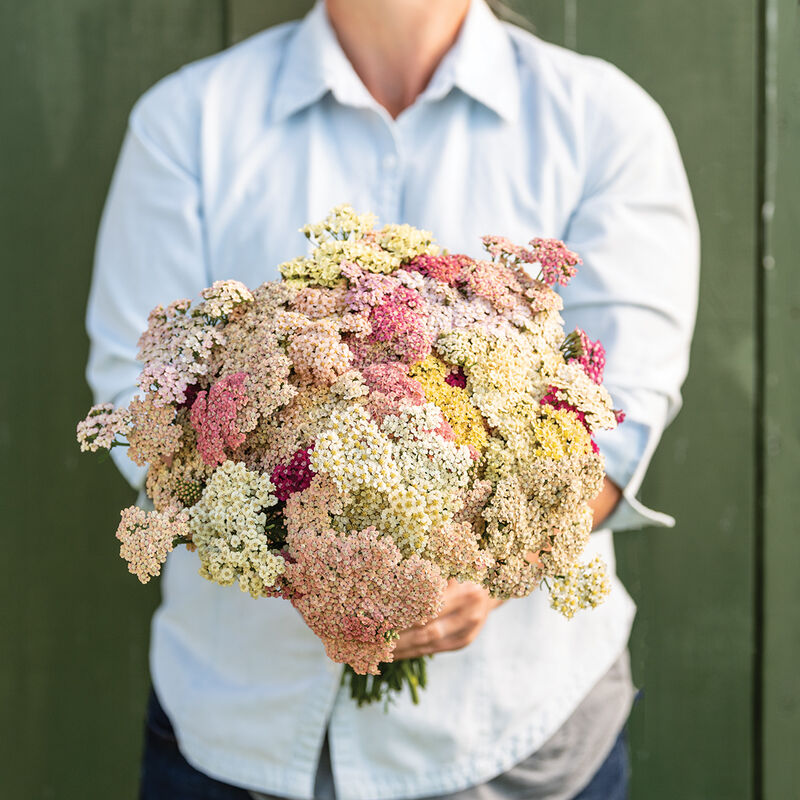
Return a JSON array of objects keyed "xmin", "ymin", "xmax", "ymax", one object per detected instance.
[{"xmin": 378, "ymin": 146, "xmax": 401, "ymax": 223}]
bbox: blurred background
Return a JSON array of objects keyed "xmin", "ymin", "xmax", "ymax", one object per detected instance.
[{"xmin": 1, "ymin": 1, "xmax": 798, "ymax": 798}]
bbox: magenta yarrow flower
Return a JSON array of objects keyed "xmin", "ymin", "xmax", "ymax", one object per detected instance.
[
  {"xmin": 444, "ymin": 366, "xmax": 467, "ymax": 389},
  {"xmin": 569, "ymin": 328, "xmax": 606, "ymax": 384},
  {"xmin": 271, "ymin": 446, "xmax": 316, "ymax": 502}
]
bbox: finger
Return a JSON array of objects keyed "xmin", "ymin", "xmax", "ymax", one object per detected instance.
[
  {"xmin": 393, "ymin": 613, "xmax": 465, "ymax": 659},
  {"xmin": 393, "ymin": 604, "xmax": 488, "ymax": 659},
  {"xmin": 406, "ymin": 582, "xmax": 487, "ymax": 630}
]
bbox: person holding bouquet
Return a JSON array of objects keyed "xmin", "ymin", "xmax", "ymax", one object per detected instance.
[{"xmin": 85, "ymin": 1, "xmax": 699, "ymax": 798}]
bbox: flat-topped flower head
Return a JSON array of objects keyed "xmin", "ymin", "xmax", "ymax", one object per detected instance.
[
  {"xmin": 116, "ymin": 505, "xmax": 190, "ymax": 584},
  {"xmin": 529, "ymin": 238, "xmax": 581, "ymax": 286},
  {"xmin": 188, "ymin": 460, "xmax": 283, "ymax": 597},
  {"xmin": 281, "ymin": 526, "xmax": 446, "ymax": 674},
  {"xmin": 407, "ymin": 253, "xmax": 473, "ymax": 285},
  {"xmin": 300, "ymin": 204, "xmax": 378, "ymax": 244},
  {"xmin": 190, "ymin": 372, "xmax": 251, "ymax": 466},
  {"xmin": 200, "ymin": 279, "xmax": 254, "ymax": 321},
  {"xmin": 77, "ymin": 403, "xmax": 130, "ymax": 452}
]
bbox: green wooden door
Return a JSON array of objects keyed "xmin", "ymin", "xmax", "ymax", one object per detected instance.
[
  {"xmin": 0, "ymin": 3, "xmax": 225, "ymax": 796},
  {"xmin": 2, "ymin": 1, "xmax": 796, "ymax": 797}
]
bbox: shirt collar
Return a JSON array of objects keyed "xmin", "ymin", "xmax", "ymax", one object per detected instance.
[{"xmin": 271, "ymin": 0, "xmax": 520, "ymax": 123}]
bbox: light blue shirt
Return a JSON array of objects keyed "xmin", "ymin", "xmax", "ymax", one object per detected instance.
[{"xmin": 86, "ymin": 2, "xmax": 699, "ymax": 798}]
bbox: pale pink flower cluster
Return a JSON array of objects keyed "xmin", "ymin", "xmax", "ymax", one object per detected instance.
[
  {"xmin": 80, "ymin": 206, "xmax": 622, "ymax": 676},
  {"xmin": 138, "ymin": 363, "xmax": 189, "ymax": 406},
  {"xmin": 77, "ymin": 403, "xmax": 130, "ymax": 452},
  {"xmin": 116, "ymin": 505, "xmax": 189, "ymax": 584},
  {"xmin": 282, "ymin": 526, "xmax": 446, "ymax": 674},
  {"xmin": 137, "ymin": 298, "xmax": 225, "ymax": 390},
  {"xmin": 127, "ymin": 395, "xmax": 182, "ymax": 466},
  {"xmin": 287, "ymin": 319, "xmax": 353, "ymax": 386}
]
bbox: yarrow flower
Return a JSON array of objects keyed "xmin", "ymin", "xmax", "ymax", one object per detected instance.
[
  {"xmin": 189, "ymin": 460, "xmax": 284, "ymax": 597},
  {"xmin": 529, "ymin": 238, "xmax": 581, "ymax": 286},
  {"xmin": 127, "ymin": 395, "xmax": 182, "ymax": 466},
  {"xmin": 271, "ymin": 447, "xmax": 315, "ymax": 502},
  {"xmin": 190, "ymin": 372, "xmax": 251, "ymax": 466},
  {"xmin": 548, "ymin": 555, "xmax": 611, "ymax": 618},
  {"xmin": 201, "ymin": 279, "xmax": 254, "ymax": 320},
  {"xmin": 407, "ymin": 253, "xmax": 472, "ymax": 285},
  {"xmin": 562, "ymin": 328, "xmax": 606, "ymax": 384},
  {"xmin": 77, "ymin": 404, "xmax": 130, "ymax": 452},
  {"xmin": 281, "ymin": 526, "xmax": 446, "ymax": 674},
  {"xmin": 116, "ymin": 505, "xmax": 190, "ymax": 584},
  {"xmin": 138, "ymin": 363, "xmax": 189, "ymax": 406},
  {"xmin": 366, "ymin": 285, "xmax": 432, "ymax": 364}
]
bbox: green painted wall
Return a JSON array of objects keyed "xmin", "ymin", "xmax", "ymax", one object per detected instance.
[
  {"xmin": 1, "ymin": 1, "xmax": 795, "ymax": 797},
  {"xmin": 0, "ymin": 3, "xmax": 224, "ymax": 797}
]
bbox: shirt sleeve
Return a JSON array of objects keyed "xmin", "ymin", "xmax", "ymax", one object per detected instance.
[
  {"xmin": 559, "ymin": 65, "xmax": 700, "ymax": 532},
  {"xmin": 85, "ymin": 68, "xmax": 210, "ymax": 491}
]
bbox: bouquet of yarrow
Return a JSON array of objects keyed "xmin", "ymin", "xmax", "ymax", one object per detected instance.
[{"xmin": 78, "ymin": 206, "xmax": 622, "ymax": 706}]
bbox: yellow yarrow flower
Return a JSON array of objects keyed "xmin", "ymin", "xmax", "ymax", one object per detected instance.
[
  {"xmin": 533, "ymin": 405, "xmax": 593, "ymax": 460},
  {"xmin": 409, "ymin": 356, "xmax": 488, "ymax": 452}
]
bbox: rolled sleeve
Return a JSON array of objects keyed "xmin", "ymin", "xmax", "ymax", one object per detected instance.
[
  {"xmin": 85, "ymin": 68, "xmax": 209, "ymax": 491},
  {"xmin": 560, "ymin": 66, "xmax": 700, "ymax": 531}
]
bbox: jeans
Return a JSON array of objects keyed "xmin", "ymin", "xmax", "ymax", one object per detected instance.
[{"xmin": 140, "ymin": 689, "xmax": 629, "ymax": 800}]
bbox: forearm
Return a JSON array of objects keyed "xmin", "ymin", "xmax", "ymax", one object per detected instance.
[{"xmin": 590, "ymin": 476, "xmax": 622, "ymax": 531}]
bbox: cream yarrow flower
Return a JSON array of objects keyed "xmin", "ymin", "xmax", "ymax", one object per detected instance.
[
  {"xmin": 200, "ymin": 279, "xmax": 254, "ymax": 320},
  {"xmin": 300, "ymin": 204, "xmax": 378, "ymax": 243},
  {"xmin": 189, "ymin": 460, "xmax": 285, "ymax": 598},
  {"xmin": 548, "ymin": 555, "xmax": 611, "ymax": 618}
]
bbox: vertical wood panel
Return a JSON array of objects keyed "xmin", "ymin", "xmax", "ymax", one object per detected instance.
[
  {"xmin": 227, "ymin": 0, "xmax": 311, "ymax": 44},
  {"xmin": 762, "ymin": 1, "xmax": 800, "ymax": 796},
  {"xmin": 571, "ymin": 2, "xmax": 758, "ymax": 798},
  {"xmin": 0, "ymin": 3, "xmax": 224, "ymax": 797}
]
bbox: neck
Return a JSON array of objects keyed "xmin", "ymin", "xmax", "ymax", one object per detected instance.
[{"xmin": 325, "ymin": 0, "xmax": 471, "ymax": 118}]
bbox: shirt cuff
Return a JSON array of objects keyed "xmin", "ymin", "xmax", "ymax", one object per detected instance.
[{"xmin": 593, "ymin": 389, "xmax": 675, "ymax": 532}]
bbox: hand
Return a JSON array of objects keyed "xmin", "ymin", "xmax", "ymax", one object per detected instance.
[{"xmin": 392, "ymin": 579, "xmax": 503, "ymax": 660}]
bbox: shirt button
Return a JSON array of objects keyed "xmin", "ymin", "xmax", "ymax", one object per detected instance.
[{"xmin": 382, "ymin": 153, "xmax": 398, "ymax": 171}]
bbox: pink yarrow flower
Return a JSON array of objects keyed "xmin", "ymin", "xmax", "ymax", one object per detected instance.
[
  {"xmin": 367, "ymin": 286, "xmax": 433, "ymax": 364},
  {"xmin": 569, "ymin": 328, "xmax": 606, "ymax": 384},
  {"xmin": 116, "ymin": 505, "xmax": 190, "ymax": 584},
  {"xmin": 190, "ymin": 372, "xmax": 250, "ymax": 466},
  {"xmin": 281, "ymin": 526, "xmax": 447, "ymax": 675},
  {"xmin": 529, "ymin": 238, "xmax": 581, "ymax": 286},
  {"xmin": 407, "ymin": 253, "xmax": 473, "ymax": 285},
  {"xmin": 138, "ymin": 362, "xmax": 189, "ymax": 406}
]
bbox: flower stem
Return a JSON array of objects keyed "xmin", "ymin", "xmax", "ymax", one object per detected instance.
[{"xmin": 344, "ymin": 657, "xmax": 430, "ymax": 709}]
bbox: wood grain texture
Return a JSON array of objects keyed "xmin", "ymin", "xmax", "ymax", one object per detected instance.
[
  {"xmin": 0, "ymin": 2, "xmax": 223, "ymax": 797},
  {"xmin": 571, "ymin": 2, "xmax": 758, "ymax": 797},
  {"xmin": 761, "ymin": 1, "xmax": 800, "ymax": 797},
  {"xmin": 226, "ymin": 0, "xmax": 312, "ymax": 43}
]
